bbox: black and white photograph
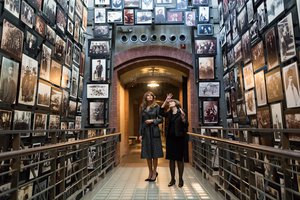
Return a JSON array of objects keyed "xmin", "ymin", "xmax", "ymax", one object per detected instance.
[
  {"xmin": 57, "ymin": 0, "xmax": 68, "ymax": 11},
  {"xmin": 65, "ymin": 38, "xmax": 73, "ymax": 67},
  {"xmin": 88, "ymin": 40, "xmax": 110, "ymax": 56},
  {"xmin": 237, "ymin": 6, "xmax": 247, "ymax": 34},
  {"xmin": 227, "ymin": 49, "xmax": 235, "ymax": 68},
  {"xmin": 18, "ymin": 54, "xmax": 38, "ymax": 106},
  {"xmin": 50, "ymin": 60, "xmax": 62, "ymax": 86},
  {"xmin": 195, "ymin": 39, "xmax": 217, "ymax": 55},
  {"xmin": 265, "ymin": 67, "xmax": 284, "ymax": 103},
  {"xmin": 73, "ymin": 44, "xmax": 81, "ymax": 65},
  {"xmin": 277, "ymin": 13, "xmax": 296, "ymax": 62},
  {"xmin": 250, "ymin": 21, "xmax": 258, "ymax": 41},
  {"xmin": 29, "ymin": 142, "xmax": 41, "ymax": 179},
  {"xmin": 219, "ymin": 27, "xmax": 226, "ymax": 47},
  {"xmin": 61, "ymin": 90, "xmax": 69, "ymax": 117},
  {"xmin": 46, "ymin": 25, "xmax": 56, "ymax": 44},
  {"xmin": 43, "ymin": 0, "xmax": 57, "ymax": 24},
  {"xmin": 18, "ymin": 183, "xmax": 33, "ymax": 200},
  {"xmin": 136, "ymin": 11, "xmax": 153, "ymax": 24},
  {"xmin": 254, "ymin": 70, "xmax": 267, "ymax": 106},
  {"xmin": 237, "ymin": 103, "xmax": 247, "ymax": 123},
  {"xmin": 166, "ymin": 11, "xmax": 183, "ymax": 23},
  {"xmin": 92, "ymin": 59, "xmax": 106, "ymax": 81},
  {"xmin": 243, "ymin": 62, "xmax": 254, "ymax": 90},
  {"xmin": 35, "ymin": 15, "xmax": 46, "ymax": 37},
  {"xmin": 25, "ymin": 31, "xmax": 38, "ymax": 56},
  {"xmin": 198, "ymin": 24, "xmax": 213, "ymax": 35},
  {"xmin": 198, "ymin": 6, "xmax": 209, "ymax": 23},
  {"xmin": 75, "ymin": 116, "xmax": 81, "ymax": 129},
  {"xmin": 68, "ymin": 0, "xmax": 75, "ymax": 19},
  {"xmin": 285, "ymin": 110, "xmax": 300, "ymax": 129},
  {"xmin": 234, "ymin": 41, "xmax": 242, "ymax": 62},
  {"xmin": 77, "ymin": 102, "xmax": 82, "ymax": 114},
  {"xmin": 21, "ymin": 1, "xmax": 34, "ymax": 28},
  {"xmin": 177, "ymin": 0, "xmax": 187, "ymax": 9},
  {"xmin": 4, "ymin": 0, "xmax": 20, "ymax": 18},
  {"xmin": 40, "ymin": 44, "xmax": 51, "ymax": 81},
  {"xmin": 241, "ymin": 31, "xmax": 251, "ymax": 63},
  {"xmin": 257, "ymin": 2, "xmax": 267, "ymax": 30},
  {"xmin": 203, "ymin": 100, "xmax": 218, "ymax": 124},
  {"xmin": 61, "ymin": 65, "xmax": 71, "ymax": 89},
  {"xmin": 49, "ymin": 114, "xmax": 60, "ymax": 130},
  {"xmin": 255, "ymin": 172, "xmax": 265, "ymax": 200},
  {"xmin": 80, "ymin": 52, "xmax": 85, "ymax": 76},
  {"xmin": 225, "ymin": 92, "xmax": 231, "ymax": 116},
  {"xmin": 1, "ymin": 19, "xmax": 24, "ymax": 61},
  {"xmin": 141, "ymin": 0, "xmax": 153, "ymax": 10},
  {"xmin": 89, "ymin": 101, "xmax": 105, "ymax": 124},
  {"xmin": 78, "ymin": 76, "xmax": 83, "ymax": 99},
  {"xmin": 123, "ymin": 0, "xmax": 139, "ymax": 7},
  {"xmin": 185, "ymin": 11, "xmax": 196, "ymax": 26},
  {"xmin": 87, "ymin": 146, "xmax": 97, "ymax": 169},
  {"xmin": 94, "ymin": 25, "xmax": 110, "ymax": 37},
  {"xmin": 257, "ymin": 106, "xmax": 271, "ymax": 128},
  {"xmin": 0, "ymin": 57, "xmax": 19, "ymax": 104},
  {"xmin": 266, "ymin": 0, "xmax": 284, "ymax": 24},
  {"xmin": 67, "ymin": 18, "xmax": 74, "ymax": 36},
  {"xmin": 245, "ymin": 89, "xmax": 256, "ymax": 115},
  {"xmin": 251, "ymin": 41, "xmax": 265, "ymax": 72},
  {"xmin": 33, "ymin": 179, "xmax": 48, "ymax": 200},
  {"xmin": 13, "ymin": 110, "xmax": 31, "ymax": 137},
  {"xmin": 68, "ymin": 100, "xmax": 77, "ymax": 117},
  {"xmin": 50, "ymin": 88, "xmax": 62, "ymax": 114},
  {"xmin": 70, "ymin": 65, "xmax": 79, "ymax": 98},
  {"xmin": 33, "ymin": 113, "xmax": 47, "ymax": 136},
  {"xmin": 199, "ymin": 82, "xmax": 220, "ymax": 97},
  {"xmin": 37, "ymin": 81, "xmax": 51, "ymax": 107},
  {"xmin": 198, "ymin": 57, "xmax": 214, "ymax": 80},
  {"xmin": 54, "ymin": 35, "xmax": 66, "ymax": 60},
  {"xmin": 231, "ymin": 10, "xmax": 238, "ymax": 40},
  {"xmin": 107, "ymin": 11, "xmax": 123, "ymax": 23},
  {"xmin": 282, "ymin": 62, "xmax": 300, "ymax": 108},
  {"xmin": 87, "ymin": 84, "xmax": 109, "ymax": 99},
  {"xmin": 124, "ymin": 9, "xmax": 135, "ymax": 25},
  {"xmin": 94, "ymin": 8, "xmax": 106, "ymax": 23},
  {"xmin": 247, "ymin": 0, "xmax": 254, "ymax": 23},
  {"xmin": 56, "ymin": 6, "xmax": 67, "ymax": 33},
  {"xmin": 75, "ymin": 0, "xmax": 83, "ymax": 18},
  {"xmin": 0, "ymin": 110, "xmax": 12, "ymax": 130},
  {"xmin": 265, "ymin": 27, "xmax": 279, "ymax": 70},
  {"xmin": 236, "ymin": 65, "xmax": 244, "ymax": 101},
  {"xmin": 271, "ymin": 102, "xmax": 283, "ymax": 141}
]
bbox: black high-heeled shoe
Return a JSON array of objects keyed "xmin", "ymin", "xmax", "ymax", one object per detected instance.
[
  {"xmin": 149, "ymin": 172, "xmax": 158, "ymax": 182},
  {"xmin": 178, "ymin": 179, "xmax": 184, "ymax": 187},
  {"xmin": 145, "ymin": 178, "xmax": 151, "ymax": 181},
  {"xmin": 168, "ymin": 179, "xmax": 176, "ymax": 187}
]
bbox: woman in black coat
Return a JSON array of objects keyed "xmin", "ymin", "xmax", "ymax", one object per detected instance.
[{"xmin": 160, "ymin": 93, "xmax": 188, "ymax": 187}]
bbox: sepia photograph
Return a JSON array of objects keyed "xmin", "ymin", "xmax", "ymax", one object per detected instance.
[
  {"xmin": 87, "ymin": 84, "xmax": 109, "ymax": 99},
  {"xmin": 154, "ymin": 7, "xmax": 166, "ymax": 24},
  {"xmin": 198, "ymin": 6, "xmax": 209, "ymax": 23},
  {"xmin": 21, "ymin": 1, "xmax": 35, "ymax": 28},
  {"xmin": 195, "ymin": 39, "xmax": 217, "ymax": 55},
  {"xmin": 245, "ymin": 89, "xmax": 256, "ymax": 115},
  {"xmin": 198, "ymin": 57, "xmax": 214, "ymax": 80},
  {"xmin": 265, "ymin": 67, "xmax": 284, "ymax": 103},
  {"xmin": 68, "ymin": 100, "xmax": 77, "ymax": 117},
  {"xmin": 33, "ymin": 113, "xmax": 47, "ymax": 136},
  {"xmin": 75, "ymin": 0, "xmax": 83, "ymax": 18},
  {"xmin": 237, "ymin": 6, "xmax": 247, "ymax": 34},
  {"xmin": 88, "ymin": 40, "xmax": 110, "ymax": 56},
  {"xmin": 282, "ymin": 62, "xmax": 300, "ymax": 108},
  {"xmin": 271, "ymin": 102, "xmax": 283, "ymax": 141},
  {"xmin": 46, "ymin": 24, "xmax": 56, "ymax": 44},
  {"xmin": 197, "ymin": 24, "xmax": 214, "ymax": 35},
  {"xmin": 61, "ymin": 65, "xmax": 71, "ymax": 89},
  {"xmin": 225, "ymin": 92, "xmax": 231, "ymax": 116},
  {"xmin": 241, "ymin": 31, "xmax": 251, "ymax": 63},
  {"xmin": 231, "ymin": 10, "xmax": 238, "ymax": 40},
  {"xmin": 185, "ymin": 11, "xmax": 196, "ymax": 26},
  {"xmin": 257, "ymin": 2, "xmax": 267, "ymax": 30},
  {"xmin": 0, "ymin": 110, "xmax": 12, "ymax": 130},
  {"xmin": 4, "ymin": 0, "xmax": 20, "ymax": 18},
  {"xmin": 92, "ymin": 59, "xmax": 106, "ymax": 81},
  {"xmin": 78, "ymin": 76, "xmax": 84, "ymax": 99},
  {"xmin": 136, "ymin": 11, "xmax": 153, "ymax": 24},
  {"xmin": 73, "ymin": 44, "xmax": 81, "ymax": 65},
  {"xmin": 43, "ymin": 0, "xmax": 57, "ymax": 24},
  {"xmin": 67, "ymin": 18, "xmax": 74, "ymax": 35},
  {"xmin": 94, "ymin": 25, "xmax": 110, "ymax": 37},
  {"xmin": 166, "ymin": 11, "xmax": 183, "ymax": 23},
  {"xmin": 56, "ymin": 6, "xmax": 67, "ymax": 33},
  {"xmin": 266, "ymin": 0, "xmax": 284, "ymax": 24},
  {"xmin": 54, "ymin": 35, "xmax": 66, "ymax": 60},
  {"xmin": 1, "ymin": 19, "xmax": 24, "ymax": 61},
  {"xmin": 257, "ymin": 106, "xmax": 271, "ymax": 128},
  {"xmin": 237, "ymin": 103, "xmax": 247, "ymax": 124},
  {"xmin": 199, "ymin": 82, "xmax": 220, "ymax": 97},
  {"xmin": 18, "ymin": 183, "xmax": 33, "ymax": 200},
  {"xmin": 50, "ymin": 60, "xmax": 62, "ymax": 86},
  {"xmin": 235, "ymin": 65, "xmax": 244, "ymax": 101},
  {"xmin": 40, "ymin": 44, "xmax": 52, "ymax": 81},
  {"xmin": 35, "ymin": 15, "xmax": 46, "ymax": 37},
  {"xmin": 124, "ymin": 9, "xmax": 134, "ymax": 25},
  {"xmin": 37, "ymin": 81, "xmax": 51, "ymax": 107},
  {"xmin": 255, "ymin": 172, "xmax": 265, "ymax": 200},
  {"xmin": 13, "ymin": 110, "xmax": 31, "ymax": 137},
  {"xmin": 82, "ymin": 7, "xmax": 88, "ymax": 30},
  {"xmin": 25, "ymin": 31, "xmax": 38, "ymax": 56},
  {"xmin": 49, "ymin": 115, "xmax": 60, "ymax": 130},
  {"xmin": 89, "ymin": 101, "xmax": 105, "ymax": 124},
  {"xmin": 203, "ymin": 100, "xmax": 218, "ymax": 124},
  {"xmin": 74, "ymin": 15, "xmax": 80, "ymax": 43},
  {"xmin": 94, "ymin": 8, "xmax": 106, "ymax": 23},
  {"xmin": 251, "ymin": 41, "xmax": 265, "ymax": 72},
  {"xmin": 75, "ymin": 116, "xmax": 82, "ymax": 129},
  {"xmin": 234, "ymin": 41, "xmax": 242, "ymax": 62},
  {"xmin": 70, "ymin": 65, "xmax": 79, "ymax": 98},
  {"xmin": 243, "ymin": 62, "xmax": 255, "ymax": 90},
  {"xmin": 265, "ymin": 27, "xmax": 279, "ymax": 70},
  {"xmin": 277, "ymin": 13, "xmax": 296, "ymax": 62},
  {"xmin": 50, "ymin": 88, "xmax": 62, "ymax": 114},
  {"xmin": 65, "ymin": 38, "xmax": 73, "ymax": 67},
  {"xmin": 285, "ymin": 110, "xmax": 300, "ymax": 129},
  {"xmin": 254, "ymin": 70, "xmax": 267, "ymax": 106},
  {"xmin": 61, "ymin": 90, "xmax": 69, "ymax": 117}
]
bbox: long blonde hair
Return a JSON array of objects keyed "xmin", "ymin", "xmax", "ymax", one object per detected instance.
[{"xmin": 140, "ymin": 91, "xmax": 158, "ymax": 110}]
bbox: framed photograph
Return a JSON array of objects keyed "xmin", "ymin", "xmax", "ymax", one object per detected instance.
[
  {"xmin": 282, "ymin": 62, "xmax": 300, "ymax": 108},
  {"xmin": 61, "ymin": 90, "xmax": 69, "ymax": 117},
  {"xmin": 33, "ymin": 113, "xmax": 47, "ymax": 136},
  {"xmin": 78, "ymin": 76, "xmax": 83, "ymax": 99},
  {"xmin": 48, "ymin": 115, "xmax": 60, "ymax": 130},
  {"xmin": 107, "ymin": 10, "xmax": 123, "ymax": 23},
  {"xmin": 251, "ymin": 41, "xmax": 265, "ymax": 72},
  {"xmin": 13, "ymin": 110, "xmax": 31, "ymax": 136},
  {"xmin": 94, "ymin": 8, "xmax": 106, "ymax": 24},
  {"xmin": 68, "ymin": 0, "xmax": 75, "ymax": 19},
  {"xmin": 18, "ymin": 183, "xmax": 33, "ymax": 199},
  {"xmin": 57, "ymin": 0, "xmax": 68, "ymax": 11},
  {"xmin": 225, "ymin": 17, "xmax": 231, "ymax": 34},
  {"xmin": 245, "ymin": 89, "xmax": 256, "ymax": 115},
  {"xmin": 185, "ymin": 11, "xmax": 196, "ymax": 26},
  {"xmin": 61, "ymin": 66, "xmax": 71, "ymax": 89},
  {"xmin": 50, "ymin": 60, "xmax": 62, "ymax": 86},
  {"xmin": 46, "ymin": 25, "xmax": 56, "ymax": 44},
  {"xmin": 50, "ymin": 88, "xmax": 62, "ymax": 114},
  {"xmin": 37, "ymin": 81, "xmax": 51, "ymax": 107},
  {"xmin": 1, "ymin": 19, "xmax": 24, "ymax": 61},
  {"xmin": 18, "ymin": 54, "xmax": 38, "ymax": 106},
  {"xmin": 124, "ymin": 9, "xmax": 135, "ymax": 25},
  {"xmin": 0, "ymin": 110, "xmax": 12, "ymax": 130},
  {"xmin": 91, "ymin": 59, "xmax": 106, "ymax": 81},
  {"xmin": 241, "ymin": 31, "xmax": 251, "ymax": 63},
  {"xmin": 67, "ymin": 18, "xmax": 74, "ymax": 36},
  {"xmin": 166, "ymin": 10, "xmax": 183, "ymax": 23},
  {"xmin": 265, "ymin": 67, "xmax": 284, "ymax": 103},
  {"xmin": 154, "ymin": 7, "xmax": 166, "ymax": 24},
  {"xmin": 0, "ymin": 57, "xmax": 19, "ymax": 104},
  {"xmin": 80, "ymin": 52, "xmax": 85, "ymax": 76},
  {"xmin": 42, "ymin": 0, "xmax": 56, "ymax": 24},
  {"xmin": 40, "ymin": 44, "xmax": 51, "ymax": 81},
  {"xmin": 247, "ymin": 0, "xmax": 254, "ymax": 23},
  {"xmin": 271, "ymin": 102, "xmax": 283, "ymax": 141},
  {"xmin": 73, "ymin": 44, "xmax": 81, "ymax": 65},
  {"xmin": 75, "ymin": 0, "xmax": 83, "ymax": 18},
  {"xmin": 87, "ymin": 84, "xmax": 109, "ymax": 99},
  {"xmin": 195, "ymin": 39, "xmax": 217, "ymax": 55},
  {"xmin": 70, "ymin": 65, "xmax": 79, "ymax": 98},
  {"xmin": 237, "ymin": 6, "xmax": 247, "ymax": 33},
  {"xmin": 225, "ymin": 92, "xmax": 231, "ymax": 116},
  {"xmin": 68, "ymin": 100, "xmax": 77, "ymax": 117},
  {"xmin": 141, "ymin": 0, "xmax": 153, "ymax": 10},
  {"xmin": 237, "ymin": 103, "xmax": 247, "ymax": 124},
  {"xmin": 54, "ymin": 35, "xmax": 66, "ymax": 60},
  {"xmin": 65, "ymin": 38, "xmax": 73, "ymax": 67},
  {"xmin": 254, "ymin": 70, "xmax": 267, "ymax": 107},
  {"xmin": 35, "ymin": 15, "xmax": 46, "ymax": 37},
  {"xmin": 56, "ymin": 6, "xmax": 67, "ymax": 34},
  {"xmin": 218, "ymin": 2, "xmax": 224, "ymax": 26},
  {"xmin": 203, "ymin": 100, "xmax": 218, "ymax": 124},
  {"xmin": 250, "ymin": 21, "xmax": 258, "ymax": 41},
  {"xmin": 74, "ymin": 15, "xmax": 80, "ymax": 43},
  {"xmin": 75, "ymin": 116, "xmax": 82, "ymax": 129},
  {"xmin": 266, "ymin": 0, "xmax": 284, "ymax": 24},
  {"xmin": 277, "ymin": 13, "xmax": 296, "ymax": 62},
  {"xmin": 88, "ymin": 40, "xmax": 110, "ymax": 57},
  {"xmin": 94, "ymin": 25, "xmax": 110, "ymax": 38},
  {"xmin": 95, "ymin": 0, "xmax": 110, "ymax": 6},
  {"xmin": 24, "ymin": 31, "xmax": 38, "ymax": 56},
  {"xmin": 236, "ymin": 65, "xmax": 244, "ymax": 101},
  {"xmin": 231, "ymin": 10, "xmax": 238, "ymax": 40},
  {"xmin": 135, "ymin": 11, "xmax": 152, "ymax": 24},
  {"xmin": 77, "ymin": 102, "xmax": 82, "ymax": 114},
  {"xmin": 89, "ymin": 101, "xmax": 105, "ymax": 125},
  {"xmin": 21, "ymin": 1, "xmax": 34, "ymax": 28},
  {"xmin": 255, "ymin": 172, "xmax": 265, "ymax": 200},
  {"xmin": 235, "ymin": 0, "xmax": 245, "ymax": 12},
  {"xmin": 198, "ymin": 57, "xmax": 214, "ymax": 80},
  {"xmin": 257, "ymin": 2, "xmax": 267, "ymax": 30},
  {"xmin": 197, "ymin": 24, "xmax": 213, "ymax": 35},
  {"xmin": 243, "ymin": 62, "xmax": 254, "ymax": 90},
  {"xmin": 111, "ymin": 0, "xmax": 123, "ymax": 9},
  {"xmin": 257, "ymin": 106, "xmax": 271, "ymax": 128},
  {"xmin": 199, "ymin": 82, "xmax": 220, "ymax": 97},
  {"xmin": 265, "ymin": 27, "xmax": 279, "ymax": 70},
  {"xmin": 33, "ymin": 179, "xmax": 47, "ymax": 200},
  {"xmin": 285, "ymin": 110, "xmax": 300, "ymax": 129},
  {"xmin": 198, "ymin": 6, "xmax": 209, "ymax": 23},
  {"xmin": 234, "ymin": 40, "xmax": 242, "ymax": 63},
  {"xmin": 4, "ymin": 0, "xmax": 20, "ymax": 18}
]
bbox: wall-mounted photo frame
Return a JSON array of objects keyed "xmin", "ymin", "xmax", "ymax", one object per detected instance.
[
  {"xmin": 243, "ymin": 62, "xmax": 254, "ymax": 91},
  {"xmin": 282, "ymin": 62, "xmax": 300, "ymax": 108},
  {"xmin": 68, "ymin": 0, "xmax": 75, "ymax": 19},
  {"xmin": 35, "ymin": 15, "xmax": 46, "ymax": 38},
  {"xmin": 89, "ymin": 101, "xmax": 106, "ymax": 125},
  {"xmin": 251, "ymin": 41, "xmax": 265, "ymax": 72},
  {"xmin": 270, "ymin": 102, "xmax": 283, "ymax": 141},
  {"xmin": 70, "ymin": 65, "xmax": 79, "ymax": 98},
  {"xmin": 42, "ymin": 0, "xmax": 56, "ymax": 24},
  {"xmin": 24, "ymin": 30, "xmax": 38, "ymax": 56},
  {"xmin": 107, "ymin": 10, "xmax": 123, "ymax": 23},
  {"xmin": 87, "ymin": 84, "xmax": 109, "ymax": 99},
  {"xmin": 257, "ymin": 106, "xmax": 271, "ymax": 128},
  {"xmin": 111, "ymin": 0, "xmax": 124, "ymax": 9},
  {"xmin": 4, "ymin": 0, "xmax": 20, "ymax": 18},
  {"xmin": 247, "ymin": 0, "xmax": 254, "ymax": 23},
  {"xmin": 75, "ymin": 0, "xmax": 83, "ymax": 18},
  {"xmin": 61, "ymin": 66, "xmax": 71, "ymax": 89},
  {"xmin": 46, "ymin": 25, "xmax": 56, "ymax": 44},
  {"xmin": 95, "ymin": 0, "xmax": 110, "ymax": 6},
  {"xmin": 198, "ymin": 6, "xmax": 209, "ymax": 23},
  {"xmin": 203, "ymin": 100, "xmax": 218, "ymax": 124},
  {"xmin": 199, "ymin": 81, "xmax": 220, "ymax": 97},
  {"xmin": 75, "ymin": 116, "xmax": 82, "ymax": 129},
  {"xmin": 192, "ymin": 0, "xmax": 208, "ymax": 6},
  {"xmin": 40, "ymin": 44, "xmax": 51, "ymax": 81},
  {"xmin": 237, "ymin": 103, "xmax": 247, "ymax": 124},
  {"xmin": 265, "ymin": 27, "xmax": 279, "ymax": 71},
  {"xmin": 225, "ymin": 92, "xmax": 232, "ymax": 116},
  {"xmin": 198, "ymin": 57, "xmax": 214, "ymax": 80},
  {"xmin": 68, "ymin": 100, "xmax": 77, "ymax": 118},
  {"xmin": 266, "ymin": 0, "xmax": 284, "ymax": 25},
  {"xmin": 285, "ymin": 110, "xmax": 300, "ymax": 129},
  {"xmin": 65, "ymin": 38, "xmax": 73, "ymax": 67},
  {"xmin": 77, "ymin": 102, "xmax": 82, "ymax": 114},
  {"xmin": 265, "ymin": 67, "xmax": 284, "ymax": 103},
  {"xmin": 135, "ymin": 11, "xmax": 152, "ymax": 24},
  {"xmin": 237, "ymin": 6, "xmax": 247, "ymax": 33},
  {"xmin": 197, "ymin": 24, "xmax": 213, "ymax": 35},
  {"xmin": 91, "ymin": 59, "xmax": 106, "ymax": 81},
  {"xmin": 61, "ymin": 90, "xmax": 69, "ymax": 117},
  {"xmin": 0, "ymin": 109, "xmax": 12, "ymax": 130},
  {"xmin": 21, "ymin": 1, "xmax": 34, "ymax": 28},
  {"xmin": 50, "ymin": 60, "xmax": 62, "ymax": 86},
  {"xmin": 244, "ymin": 89, "xmax": 256, "ymax": 115},
  {"xmin": 235, "ymin": 65, "xmax": 244, "ymax": 102},
  {"xmin": 73, "ymin": 44, "xmax": 81, "ymax": 65},
  {"xmin": 88, "ymin": 39, "xmax": 110, "ymax": 57},
  {"xmin": 74, "ymin": 15, "xmax": 80, "ymax": 43},
  {"xmin": 257, "ymin": 2, "xmax": 267, "ymax": 30},
  {"xmin": 54, "ymin": 35, "xmax": 66, "ymax": 60},
  {"xmin": 56, "ymin": 6, "xmax": 67, "ymax": 34},
  {"xmin": 50, "ymin": 87, "xmax": 62, "ymax": 114},
  {"xmin": 154, "ymin": 7, "xmax": 166, "ymax": 24},
  {"xmin": 124, "ymin": 9, "xmax": 135, "ymax": 25},
  {"xmin": 37, "ymin": 81, "xmax": 51, "ymax": 107},
  {"xmin": 254, "ymin": 70, "xmax": 267, "ymax": 107},
  {"xmin": 33, "ymin": 113, "xmax": 47, "ymax": 136},
  {"xmin": 231, "ymin": 10, "xmax": 238, "ymax": 40},
  {"xmin": 241, "ymin": 31, "xmax": 251, "ymax": 63},
  {"xmin": 124, "ymin": 0, "xmax": 139, "ymax": 7},
  {"xmin": 94, "ymin": 25, "xmax": 110, "ymax": 37},
  {"xmin": 166, "ymin": 10, "xmax": 183, "ymax": 24},
  {"xmin": 141, "ymin": 0, "xmax": 153, "ymax": 10},
  {"xmin": 48, "ymin": 114, "xmax": 60, "ymax": 130},
  {"xmin": 78, "ymin": 76, "xmax": 83, "ymax": 99},
  {"xmin": 94, "ymin": 8, "xmax": 106, "ymax": 23},
  {"xmin": 13, "ymin": 110, "xmax": 31, "ymax": 137},
  {"xmin": 195, "ymin": 39, "xmax": 216, "ymax": 55},
  {"xmin": 234, "ymin": 40, "xmax": 242, "ymax": 63},
  {"xmin": 185, "ymin": 11, "xmax": 196, "ymax": 26},
  {"xmin": 57, "ymin": 0, "xmax": 68, "ymax": 12}
]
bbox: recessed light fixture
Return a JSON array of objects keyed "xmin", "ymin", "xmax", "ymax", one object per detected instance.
[{"xmin": 147, "ymin": 82, "xmax": 159, "ymax": 87}]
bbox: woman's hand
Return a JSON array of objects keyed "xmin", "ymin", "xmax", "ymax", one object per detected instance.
[
  {"xmin": 179, "ymin": 108, "xmax": 186, "ymax": 121},
  {"xmin": 139, "ymin": 136, "xmax": 142, "ymax": 141},
  {"xmin": 162, "ymin": 93, "xmax": 173, "ymax": 108},
  {"xmin": 145, "ymin": 119, "xmax": 154, "ymax": 124}
]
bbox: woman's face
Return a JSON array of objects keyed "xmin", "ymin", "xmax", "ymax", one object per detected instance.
[
  {"xmin": 146, "ymin": 94, "xmax": 153, "ymax": 101},
  {"xmin": 169, "ymin": 100, "xmax": 176, "ymax": 108}
]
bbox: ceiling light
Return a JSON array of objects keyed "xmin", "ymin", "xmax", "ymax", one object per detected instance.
[{"xmin": 147, "ymin": 82, "xmax": 159, "ymax": 87}]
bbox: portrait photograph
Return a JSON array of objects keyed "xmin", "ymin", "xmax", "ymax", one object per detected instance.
[
  {"xmin": 67, "ymin": 18, "xmax": 74, "ymax": 36},
  {"xmin": 50, "ymin": 60, "xmax": 62, "ymax": 86},
  {"xmin": 92, "ymin": 59, "xmax": 106, "ymax": 81},
  {"xmin": 21, "ymin": 1, "xmax": 34, "ymax": 29},
  {"xmin": 1, "ymin": 19, "xmax": 24, "ymax": 61},
  {"xmin": 123, "ymin": 9, "xmax": 134, "ymax": 25},
  {"xmin": 243, "ymin": 62, "xmax": 254, "ymax": 90},
  {"xmin": 198, "ymin": 6, "xmax": 209, "ymax": 23},
  {"xmin": 254, "ymin": 70, "xmax": 267, "ymax": 107},
  {"xmin": 13, "ymin": 110, "xmax": 31, "ymax": 137},
  {"xmin": 54, "ymin": 35, "xmax": 66, "ymax": 60},
  {"xmin": 282, "ymin": 62, "xmax": 300, "ymax": 108},
  {"xmin": 80, "ymin": 52, "xmax": 85, "ymax": 76},
  {"xmin": 107, "ymin": 11, "xmax": 123, "ymax": 23},
  {"xmin": 185, "ymin": 11, "xmax": 196, "ymax": 26},
  {"xmin": 195, "ymin": 39, "xmax": 217, "ymax": 55},
  {"xmin": 199, "ymin": 82, "xmax": 220, "ymax": 97},
  {"xmin": 257, "ymin": 2, "xmax": 267, "ymax": 30},
  {"xmin": 94, "ymin": 8, "xmax": 106, "ymax": 24},
  {"xmin": 251, "ymin": 41, "xmax": 265, "ymax": 72},
  {"xmin": 68, "ymin": 0, "xmax": 75, "ymax": 19},
  {"xmin": 197, "ymin": 24, "xmax": 213, "ymax": 35},
  {"xmin": 50, "ymin": 88, "xmax": 62, "ymax": 114},
  {"xmin": 74, "ymin": 15, "xmax": 80, "ymax": 43},
  {"xmin": 257, "ymin": 106, "xmax": 271, "ymax": 128},
  {"xmin": 265, "ymin": 67, "xmax": 284, "ymax": 103},
  {"xmin": 65, "ymin": 38, "xmax": 73, "ymax": 67},
  {"xmin": 255, "ymin": 172, "xmax": 265, "ymax": 200},
  {"xmin": 46, "ymin": 25, "xmax": 56, "ymax": 44},
  {"xmin": 285, "ymin": 110, "xmax": 300, "ymax": 129},
  {"xmin": 4, "ymin": 0, "xmax": 20, "ymax": 18},
  {"xmin": 42, "ymin": 0, "xmax": 57, "ymax": 24},
  {"xmin": 61, "ymin": 65, "xmax": 71, "ymax": 89},
  {"xmin": 95, "ymin": 0, "xmax": 110, "ymax": 6},
  {"xmin": 136, "ymin": 11, "xmax": 153, "ymax": 24},
  {"xmin": 78, "ymin": 76, "xmax": 83, "ymax": 99},
  {"xmin": 33, "ymin": 113, "xmax": 47, "ymax": 136},
  {"xmin": 241, "ymin": 31, "xmax": 251, "ymax": 63},
  {"xmin": 0, "ymin": 110, "xmax": 12, "ymax": 130},
  {"xmin": 234, "ymin": 41, "xmax": 242, "ymax": 63},
  {"xmin": 49, "ymin": 114, "xmax": 60, "ymax": 130},
  {"xmin": 75, "ymin": 0, "xmax": 83, "ymax": 18},
  {"xmin": 265, "ymin": 27, "xmax": 279, "ymax": 70},
  {"xmin": 18, "ymin": 183, "xmax": 33, "ymax": 200},
  {"xmin": 94, "ymin": 25, "xmax": 110, "ymax": 37},
  {"xmin": 89, "ymin": 101, "xmax": 105, "ymax": 124},
  {"xmin": 70, "ymin": 65, "xmax": 79, "ymax": 98},
  {"xmin": 141, "ymin": 0, "xmax": 153, "ymax": 10},
  {"xmin": 177, "ymin": 0, "xmax": 187, "ymax": 9},
  {"xmin": 25, "ymin": 31, "xmax": 38, "ymax": 56},
  {"xmin": 237, "ymin": 103, "xmax": 247, "ymax": 124},
  {"xmin": 61, "ymin": 90, "xmax": 69, "ymax": 117},
  {"xmin": 88, "ymin": 40, "xmax": 110, "ymax": 56},
  {"xmin": 245, "ymin": 90, "xmax": 256, "ymax": 115},
  {"xmin": 56, "ymin": 6, "xmax": 67, "ymax": 34},
  {"xmin": 77, "ymin": 102, "xmax": 82, "ymax": 114},
  {"xmin": 250, "ymin": 21, "xmax": 258, "ymax": 41},
  {"xmin": 236, "ymin": 65, "xmax": 244, "ymax": 102},
  {"xmin": 35, "ymin": 15, "xmax": 46, "ymax": 37},
  {"xmin": 75, "ymin": 116, "xmax": 82, "ymax": 129},
  {"xmin": 37, "ymin": 81, "xmax": 51, "ymax": 107},
  {"xmin": 40, "ymin": 44, "xmax": 51, "ymax": 81},
  {"xmin": 57, "ymin": 0, "xmax": 68, "ymax": 11},
  {"xmin": 277, "ymin": 13, "xmax": 296, "ymax": 62},
  {"xmin": 18, "ymin": 54, "xmax": 38, "ymax": 106},
  {"xmin": 237, "ymin": 6, "xmax": 247, "ymax": 34},
  {"xmin": 271, "ymin": 103, "xmax": 283, "ymax": 141},
  {"xmin": 203, "ymin": 100, "xmax": 218, "ymax": 124},
  {"xmin": 0, "ymin": 57, "xmax": 19, "ymax": 104},
  {"xmin": 266, "ymin": 0, "xmax": 284, "ymax": 24},
  {"xmin": 231, "ymin": 10, "xmax": 238, "ymax": 40},
  {"xmin": 73, "ymin": 44, "xmax": 81, "ymax": 65},
  {"xmin": 87, "ymin": 84, "xmax": 109, "ymax": 99},
  {"xmin": 154, "ymin": 7, "xmax": 166, "ymax": 24},
  {"xmin": 247, "ymin": 0, "xmax": 254, "ymax": 23},
  {"xmin": 68, "ymin": 100, "xmax": 77, "ymax": 117},
  {"xmin": 198, "ymin": 57, "xmax": 214, "ymax": 80},
  {"xmin": 225, "ymin": 92, "xmax": 231, "ymax": 116}
]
